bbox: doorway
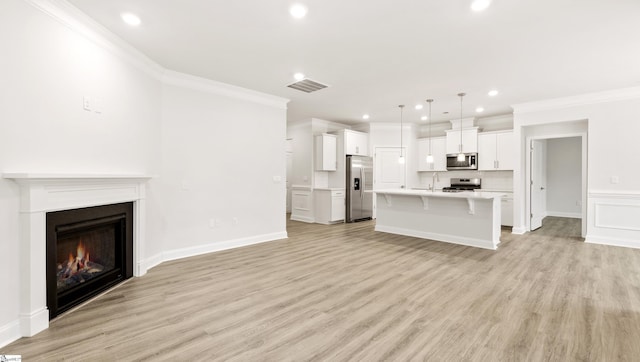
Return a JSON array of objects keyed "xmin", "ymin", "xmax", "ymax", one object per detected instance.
[{"xmin": 526, "ymin": 134, "xmax": 587, "ymax": 237}]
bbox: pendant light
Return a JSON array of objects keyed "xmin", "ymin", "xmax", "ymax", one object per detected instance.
[
  {"xmin": 426, "ymin": 99, "xmax": 434, "ymax": 163},
  {"xmin": 457, "ymin": 92, "xmax": 466, "ymax": 162},
  {"xmin": 398, "ymin": 105, "xmax": 405, "ymax": 164}
]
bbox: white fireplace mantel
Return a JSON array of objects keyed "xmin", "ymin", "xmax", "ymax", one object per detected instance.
[{"xmin": 3, "ymin": 173, "xmax": 151, "ymax": 337}]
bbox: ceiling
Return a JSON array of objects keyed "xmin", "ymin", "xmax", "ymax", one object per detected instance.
[{"xmin": 67, "ymin": 0, "xmax": 640, "ymax": 125}]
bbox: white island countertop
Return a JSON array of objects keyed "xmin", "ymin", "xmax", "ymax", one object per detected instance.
[{"xmin": 374, "ymin": 189, "xmax": 505, "ymax": 199}]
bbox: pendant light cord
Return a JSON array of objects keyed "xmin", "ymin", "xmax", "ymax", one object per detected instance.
[
  {"xmin": 399, "ymin": 105, "xmax": 405, "ymax": 157},
  {"xmin": 426, "ymin": 99, "xmax": 433, "ymax": 155},
  {"xmin": 458, "ymin": 93, "xmax": 466, "ymax": 153}
]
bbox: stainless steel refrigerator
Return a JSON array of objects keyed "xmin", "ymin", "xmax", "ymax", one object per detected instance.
[{"xmin": 345, "ymin": 155, "xmax": 373, "ymax": 222}]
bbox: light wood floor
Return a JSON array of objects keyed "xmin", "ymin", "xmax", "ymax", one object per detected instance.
[{"xmin": 5, "ymin": 217, "xmax": 640, "ymax": 361}]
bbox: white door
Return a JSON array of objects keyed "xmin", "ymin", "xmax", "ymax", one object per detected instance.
[
  {"xmin": 374, "ymin": 147, "xmax": 405, "ymax": 190},
  {"xmin": 373, "ymin": 147, "xmax": 405, "ymax": 218},
  {"xmin": 530, "ymin": 140, "xmax": 546, "ymax": 230},
  {"xmin": 285, "ymin": 151, "xmax": 293, "ymax": 213}
]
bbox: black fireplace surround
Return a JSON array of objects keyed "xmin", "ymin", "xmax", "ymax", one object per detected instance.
[{"xmin": 46, "ymin": 202, "xmax": 133, "ymax": 319}]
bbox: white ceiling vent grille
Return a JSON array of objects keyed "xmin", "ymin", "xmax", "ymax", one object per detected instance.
[{"xmin": 287, "ymin": 78, "xmax": 329, "ymax": 93}]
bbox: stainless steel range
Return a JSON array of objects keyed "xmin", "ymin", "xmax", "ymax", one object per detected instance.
[{"xmin": 442, "ymin": 178, "xmax": 481, "ymax": 193}]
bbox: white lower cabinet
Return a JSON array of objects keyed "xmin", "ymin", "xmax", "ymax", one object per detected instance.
[
  {"xmin": 314, "ymin": 189, "xmax": 345, "ymax": 224},
  {"xmin": 501, "ymin": 194, "xmax": 513, "ymax": 227}
]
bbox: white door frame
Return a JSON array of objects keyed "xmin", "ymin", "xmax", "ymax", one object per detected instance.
[{"xmin": 525, "ymin": 132, "xmax": 587, "ymax": 237}]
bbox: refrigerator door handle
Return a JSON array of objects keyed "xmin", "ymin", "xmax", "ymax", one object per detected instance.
[{"xmin": 360, "ymin": 167, "xmax": 364, "ymax": 199}]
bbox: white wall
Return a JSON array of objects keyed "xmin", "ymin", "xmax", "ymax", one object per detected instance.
[
  {"xmin": 546, "ymin": 137, "xmax": 582, "ymax": 218},
  {"xmin": 0, "ymin": 0, "xmax": 288, "ymax": 346},
  {"xmin": 153, "ymin": 82, "xmax": 287, "ymax": 258},
  {"xmin": 0, "ymin": 0, "xmax": 161, "ymax": 344}
]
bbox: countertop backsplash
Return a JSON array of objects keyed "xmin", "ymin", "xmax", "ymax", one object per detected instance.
[{"xmin": 417, "ymin": 170, "xmax": 513, "ymax": 192}]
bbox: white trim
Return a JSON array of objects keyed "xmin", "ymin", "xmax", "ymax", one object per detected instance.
[
  {"xmin": 594, "ymin": 203, "xmax": 640, "ymax": 232},
  {"xmin": 375, "ymin": 225, "xmax": 498, "ymax": 250},
  {"xmin": 511, "ymin": 226, "xmax": 527, "ymax": 235},
  {"xmin": 586, "ymin": 235, "xmax": 640, "ymax": 250},
  {"xmin": 289, "ymin": 215, "xmax": 315, "ymax": 223},
  {"xmin": 546, "ymin": 211, "xmax": 581, "ymax": 219},
  {"xmin": 162, "ymin": 70, "xmax": 289, "ymax": 110},
  {"xmin": 513, "ymin": 86, "xmax": 640, "ymax": 114},
  {"xmin": 140, "ymin": 252, "xmax": 163, "ymax": 273},
  {"xmin": 161, "ymin": 232, "xmax": 288, "ymax": 263},
  {"xmin": 589, "ymin": 191, "xmax": 640, "ymax": 199},
  {"xmin": 0, "ymin": 320, "xmax": 21, "ymax": 349}
]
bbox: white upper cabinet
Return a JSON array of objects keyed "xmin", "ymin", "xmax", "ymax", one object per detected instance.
[
  {"xmin": 478, "ymin": 130, "xmax": 514, "ymax": 170},
  {"xmin": 446, "ymin": 128, "xmax": 478, "ymax": 154},
  {"xmin": 417, "ymin": 137, "xmax": 447, "ymax": 171},
  {"xmin": 315, "ymin": 134, "xmax": 337, "ymax": 171},
  {"xmin": 344, "ymin": 129, "xmax": 369, "ymax": 156}
]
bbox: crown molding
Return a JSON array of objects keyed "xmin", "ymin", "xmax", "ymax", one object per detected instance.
[
  {"xmin": 512, "ymin": 86, "xmax": 640, "ymax": 115},
  {"xmin": 162, "ymin": 70, "xmax": 289, "ymax": 110},
  {"xmin": 24, "ymin": 0, "xmax": 289, "ymax": 110},
  {"xmin": 25, "ymin": 0, "xmax": 165, "ymax": 79}
]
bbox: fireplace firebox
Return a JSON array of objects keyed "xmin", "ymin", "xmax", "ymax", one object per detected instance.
[{"xmin": 46, "ymin": 202, "xmax": 133, "ymax": 319}]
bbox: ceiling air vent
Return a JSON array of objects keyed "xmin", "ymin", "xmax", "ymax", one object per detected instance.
[{"xmin": 287, "ymin": 78, "xmax": 329, "ymax": 93}]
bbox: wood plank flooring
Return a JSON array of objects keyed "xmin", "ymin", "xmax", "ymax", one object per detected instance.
[{"xmin": 5, "ymin": 216, "xmax": 640, "ymax": 361}]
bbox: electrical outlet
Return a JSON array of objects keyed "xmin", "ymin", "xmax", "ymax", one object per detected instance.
[
  {"xmin": 232, "ymin": 217, "xmax": 239, "ymax": 226},
  {"xmin": 209, "ymin": 218, "xmax": 216, "ymax": 228},
  {"xmin": 610, "ymin": 176, "xmax": 619, "ymax": 184}
]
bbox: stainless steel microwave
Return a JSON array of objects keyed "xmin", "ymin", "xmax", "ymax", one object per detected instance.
[{"xmin": 446, "ymin": 153, "xmax": 478, "ymax": 170}]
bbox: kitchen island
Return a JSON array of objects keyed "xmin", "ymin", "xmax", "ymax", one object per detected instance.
[{"xmin": 374, "ymin": 189, "xmax": 504, "ymax": 250}]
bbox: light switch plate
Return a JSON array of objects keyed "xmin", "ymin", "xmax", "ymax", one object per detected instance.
[{"xmin": 83, "ymin": 95, "xmax": 91, "ymax": 111}]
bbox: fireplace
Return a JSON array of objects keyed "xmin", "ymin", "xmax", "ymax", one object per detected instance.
[
  {"xmin": 46, "ymin": 202, "xmax": 134, "ymax": 319},
  {"xmin": 3, "ymin": 173, "xmax": 149, "ymax": 337}
]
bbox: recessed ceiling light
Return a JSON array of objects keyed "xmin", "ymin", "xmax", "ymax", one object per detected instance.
[
  {"xmin": 121, "ymin": 13, "xmax": 141, "ymax": 26},
  {"xmin": 290, "ymin": 4, "xmax": 308, "ymax": 19},
  {"xmin": 362, "ymin": 114, "xmax": 370, "ymax": 120},
  {"xmin": 415, "ymin": 104, "xmax": 423, "ymax": 110},
  {"xmin": 294, "ymin": 72, "xmax": 305, "ymax": 81},
  {"xmin": 476, "ymin": 107, "xmax": 485, "ymax": 113},
  {"xmin": 421, "ymin": 116, "xmax": 428, "ymax": 121},
  {"xmin": 471, "ymin": 0, "xmax": 492, "ymax": 12},
  {"xmin": 488, "ymin": 89, "xmax": 499, "ymax": 97}
]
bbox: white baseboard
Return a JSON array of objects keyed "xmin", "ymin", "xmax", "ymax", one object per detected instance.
[
  {"xmin": 161, "ymin": 232, "xmax": 288, "ymax": 263},
  {"xmin": 138, "ymin": 252, "xmax": 163, "ymax": 275},
  {"xmin": 546, "ymin": 211, "xmax": 581, "ymax": 219},
  {"xmin": 511, "ymin": 226, "xmax": 527, "ymax": 235},
  {"xmin": 586, "ymin": 235, "xmax": 640, "ymax": 249},
  {"xmin": 375, "ymin": 225, "xmax": 498, "ymax": 250},
  {"xmin": 289, "ymin": 215, "xmax": 315, "ymax": 223},
  {"xmin": 0, "ymin": 320, "xmax": 21, "ymax": 349}
]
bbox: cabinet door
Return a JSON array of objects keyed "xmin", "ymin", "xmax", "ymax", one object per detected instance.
[
  {"xmin": 432, "ymin": 138, "xmax": 447, "ymax": 171},
  {"xmin": 461, "ymin": 129, "xmax": 478, "ymax": 153},
  {"xmin": 495, "ymin": 131, "xmax": 514, "ymax": 170},
  {"xmin": 315, "ymin": 134, "xmax": 337, "ymax": 171},
  {"xmin": 331, "ymin": 191, "xmax": 345, "ymax": 221},
  {"xmin": 446, "ymin": 131, "xmax": 460, "ymax": 154},
  {"xmin": 446, "ymin": 129, "xmax": 478, "ymax": 154},
  {"xmin": 501, "ymin": 197, "xmax": 514, "ymax": 226},
  {"xmin": 417, "ymin": 138, "xmax": 430, "ymax": 171},
  {"xmin": 477, "ymin": 133, "xmax": 497, "ymax": 170},
  {"xmin": 345, "ymin": 131, "xmax": 369, "ymax": 156}
]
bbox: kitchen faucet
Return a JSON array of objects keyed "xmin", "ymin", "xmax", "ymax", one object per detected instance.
[{"xmin": 431, "ymin": 172, "xmax": 439, "ymax": 192}]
